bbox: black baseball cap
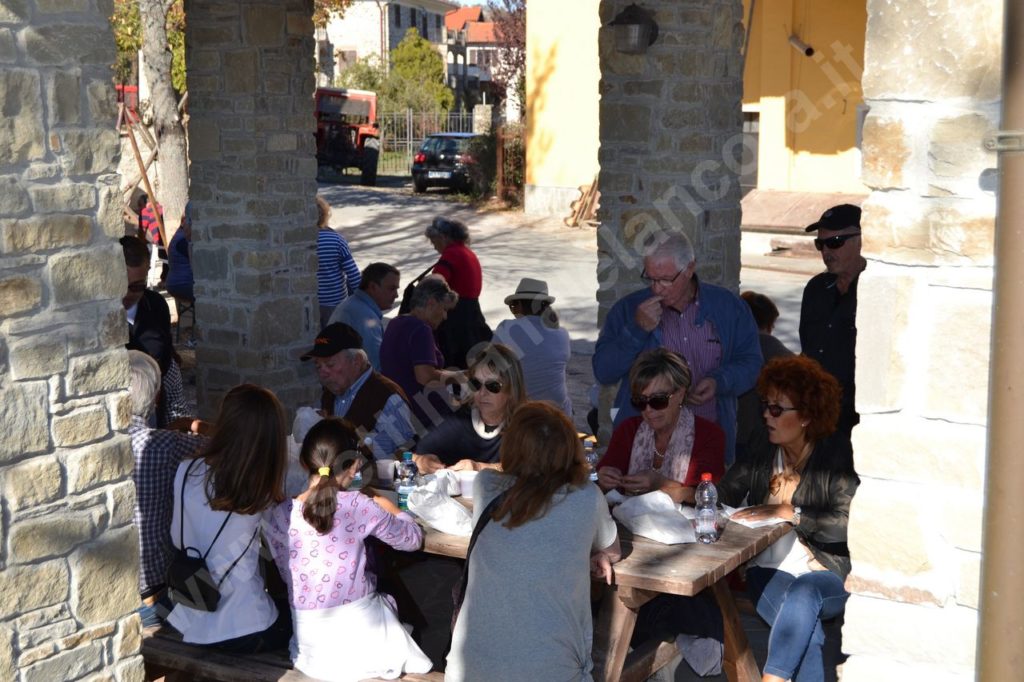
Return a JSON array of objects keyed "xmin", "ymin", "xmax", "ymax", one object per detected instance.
[
  {"xmin": 300, "ymin": 323, "xmax": 363, "ymax": 360},
  {"xmin": 805, "ymin": 204, "xmax": 862, "ymax": 233}
]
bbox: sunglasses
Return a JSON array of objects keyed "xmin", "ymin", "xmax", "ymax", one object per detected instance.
[
  {"xmin": 469, "ymin": 378, "xmax": 503, "ymax": 394},
  {"xmin": 814, "ymin": 232, "xmax": 861, "ymax": 251},
  {"xmin": 126, "ymin": 282, "xmax": 147, "ymax": 293},
  {"xmin": 630, "ymin": 392, "xmax": 674, "ymax": 411},
  {"xmin": 761, "ymin": 401, "xmax": 799, "ymax": 418}
]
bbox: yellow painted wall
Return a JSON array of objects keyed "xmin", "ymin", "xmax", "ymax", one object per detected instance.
[
  {"xmin": 524, "ymin": 0, "xmax": 600, "ymax": 188},
  {"xmin": 742, "ymin": 0, "xmax": 868, "ymax": 194}
]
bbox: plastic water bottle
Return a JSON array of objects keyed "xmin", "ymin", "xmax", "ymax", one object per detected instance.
[
  {"xmin": 695, "ymin": 472, "xmax": 719, "ymax": 544},
  {"xmin": 584, "ymin": 441, "xmax": 599, "ymax": 482},
  {"xmin": 396, "ymin": 451, "xmax": 417, "ymax": 511}
]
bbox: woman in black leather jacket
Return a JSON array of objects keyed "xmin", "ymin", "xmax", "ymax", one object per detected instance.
[{"xmin": 719, "ymin": 355, "xmax": 859, "ymax": 682}]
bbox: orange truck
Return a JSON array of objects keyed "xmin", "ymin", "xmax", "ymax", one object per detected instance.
[{"xmin": 314, "ymin": 87, "xmax": 380, "ymax": 185}]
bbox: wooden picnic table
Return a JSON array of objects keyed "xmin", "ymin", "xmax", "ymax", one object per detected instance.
[{"xmin": 421, "ymin": 515, "xmax": 791, "ymax": 682}]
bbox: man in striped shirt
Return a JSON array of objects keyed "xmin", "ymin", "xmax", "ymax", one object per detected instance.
[
  {"xmin": 316, "ymin": 196, "xmax": 361, "ymax": 328},
  {"xmin": 593, "ymin": 233, "xmax": 763, "ymax": 465}
]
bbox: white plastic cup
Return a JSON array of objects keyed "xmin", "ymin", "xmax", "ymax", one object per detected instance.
[
  {"xmin": 458, "ymin": 470, "xmax": 478, "ymax": 498},
  {"xmin": 376, "ymin": 460, "xmax": 396, "ymax": 485}
]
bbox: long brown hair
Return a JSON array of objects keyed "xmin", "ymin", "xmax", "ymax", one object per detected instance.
[
  {"xmin": 299, "ymin": 418, "xmax": 369, "ymax": 534},
  {"xmin": 200, "ymin": 384, "xmax": 287, "ymax": 514},
  {"xmin": 493, "ymin": 402, "xmax": 588, "ymax": 529}
]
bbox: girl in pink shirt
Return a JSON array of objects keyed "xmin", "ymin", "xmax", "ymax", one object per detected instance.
[{"xmin": 265, "ymin": 418, "xmax": 431, "ymax": 681}]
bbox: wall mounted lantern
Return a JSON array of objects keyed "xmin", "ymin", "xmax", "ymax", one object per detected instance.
[{"xmin": 609, "ymin": 4, "xmax": 659, "ymax": 54}]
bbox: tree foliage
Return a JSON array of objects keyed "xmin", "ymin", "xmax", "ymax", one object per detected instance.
[
  {"xmin": 338, "ymin": 29, "xmax": 454, "ymax": 113},
  {"xmin": 388, "ymin": 28, "xmax": 454, "ymax": 111},
  {"xmin": 110, "ymin": 0, "xmax": 185, "ymax": 92},
  {"xmin": 313, "ymin": 0, "xmax": 354, "ymax": 28},
  {"xmin": 488, "ymin": 0, "xmax": 525, "ymax": 114},
  {"xmin": 336, "ymin": 53, "xmax": 387, "ymax": 92}
]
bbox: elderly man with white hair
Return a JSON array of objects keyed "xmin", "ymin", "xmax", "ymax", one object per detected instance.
[
  {"xmin": 301, "ymin": 322, "xmax": 416, "ymax": 460},
  {"xmin": 127, "ymin": 350, "xmax": 207, "ymax": 627},
  {"xmin": 593, "ymin": 233, "xmax": 762, "ymax": 465}
]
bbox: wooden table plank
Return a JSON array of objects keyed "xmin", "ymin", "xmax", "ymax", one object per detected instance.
[{"xmin": 422, "ymin": 519, "xmax": 791, "ymax": 596}]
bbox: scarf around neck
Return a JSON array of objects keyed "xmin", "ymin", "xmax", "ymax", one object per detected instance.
[{"xmin": 629, "ymin": 407, "xmax": 696, "ymax": 483}]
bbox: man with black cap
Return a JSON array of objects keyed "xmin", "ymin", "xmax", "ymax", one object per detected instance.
[
  {"xmin": 800, "ymin": 203, "xmax": 867, "ymax": 441},
  {"xmin": 301, "ymin": 322, "xmax": 415, "ymax": 459}
]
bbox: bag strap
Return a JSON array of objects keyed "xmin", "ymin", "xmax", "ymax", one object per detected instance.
[
  {"xmin": 216, "ymin": 525, "xmax": 260, "ymax": 587},
  {"xmin": 178, "ymin": 457, "xmax": 233, "ymax": 560},
  {"xmin": 454, "ymin": 490, "xmax": 508, "ymax": 607},
  {"xmin": 411, "ymin": 261, "xmax": 438, "ymax": 287}
]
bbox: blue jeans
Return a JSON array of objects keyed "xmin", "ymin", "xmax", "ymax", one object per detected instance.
[{"xmin": 746, "ymin": 568, "xmax": 848, "ymax": 682}]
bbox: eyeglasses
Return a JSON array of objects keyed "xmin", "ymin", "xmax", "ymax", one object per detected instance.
[
  {"xmin": 469, "ymin": 378, "xmax": 503, "ymax": 394},
  {"xmin": 126, "ymin": 282, "xmax": 147, "ymax": 293},
  {"xmin": 631, "ymin": 392, "xmax": 674, "ymax": 411},
  {"xmin": 640, "ymin": 269, "xmax": 685, "ymax": 287},
  {"xmin": 813, "ymin": 232, "xmax": 861, "ymax": 251},
  {"xmin": 761, "ymin": 401, "xmax": 799, "ymax": 418}
]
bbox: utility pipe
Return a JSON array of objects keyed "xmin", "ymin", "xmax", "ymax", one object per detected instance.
[{"xmin": 978, "ymin": 1, "xmax": 1024, "ymax": 679}]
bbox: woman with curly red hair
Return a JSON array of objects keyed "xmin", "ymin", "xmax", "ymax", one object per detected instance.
[{"xmin": 719, "ymin": 355, "xmax": 859, "ymax": 682}]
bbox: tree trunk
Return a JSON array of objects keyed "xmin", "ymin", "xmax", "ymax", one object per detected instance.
[{"xmin": 138, "ymin": 0, "xmax": 188, "ymax": 237}]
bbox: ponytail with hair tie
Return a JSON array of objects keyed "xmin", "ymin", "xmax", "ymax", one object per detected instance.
[{"xmin": 298, "ymin": 418, "xmax": 365, "ymax": 534}]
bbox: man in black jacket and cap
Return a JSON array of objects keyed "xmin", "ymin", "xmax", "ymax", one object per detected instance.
[{"xmin": 799, "ymin": 204, "xmax": 867, "ymax": 444}]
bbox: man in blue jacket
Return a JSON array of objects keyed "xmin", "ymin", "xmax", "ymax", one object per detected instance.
[{"xmin": 593, "ymin": 233, "xmax": 762, "ymax": 465}]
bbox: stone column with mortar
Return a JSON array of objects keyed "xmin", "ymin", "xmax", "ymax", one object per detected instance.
[
  {"xmin": 840, "ymin": 1, "xmax": 1002, "ymax": 678},
  {"xmin": 596, "ymin": 0, "xmax": 745, "ymax": 310},
  {"xmin": 594, "ymin": 0, "xmax": 745, "ymax": 437},
  {"xmin": 186, "ymin": 0, "xmax": 322, "ymax": 419},
  {"xmin": 0, "ymin": 2, "xmax": 144, "ymax": 680}
]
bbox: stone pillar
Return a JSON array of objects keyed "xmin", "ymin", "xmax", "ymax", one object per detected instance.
[
  {"xmin": 187, "ymin": 0, "xmax": 321, "ymax": 418},
  {"xmin": 841, "ymin": 1, "xmax": 1002, "ymax": 678},
  {"xmin": 596, "ymin": 0, "xmax": 745, "ymax": 314},
  {"xmin": 0, "ymin": 3, "xmax": 143, "ymax": 681}
]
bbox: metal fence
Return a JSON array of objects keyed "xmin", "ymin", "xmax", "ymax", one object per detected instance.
[{"xmin": 375, "ymin": 110, "xmax": 479, "ymax": 176}]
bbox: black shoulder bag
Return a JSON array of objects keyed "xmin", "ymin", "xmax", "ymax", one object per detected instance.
[
  {"xmin": 451, "ymin": 490, "xmax": 508, "ymax": 631},
  {"xmin": 398, "ymin": 261, "xmax": 439, "ymax": 315},
  {"xmin": 166, "ymin": 459, "xmax": 259, "ymax": 612}
]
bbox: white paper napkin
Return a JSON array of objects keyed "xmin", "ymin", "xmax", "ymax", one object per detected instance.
[{"xmin": 610, "ymin": 490, "xmax": 696, "ymax": 544}]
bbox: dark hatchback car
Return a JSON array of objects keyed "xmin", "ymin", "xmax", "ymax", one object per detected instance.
[{"xmin": 411, "ymin": 132, "xmax": 483, "ymax": 193}]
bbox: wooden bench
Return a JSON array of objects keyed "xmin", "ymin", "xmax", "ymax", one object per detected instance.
[{"xmin": 142, "ymin": 627, "xmax": 444, "ymax": 682}]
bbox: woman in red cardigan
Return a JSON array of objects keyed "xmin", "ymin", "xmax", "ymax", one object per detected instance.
[
  {"xmin": 424, "ymin": 216, "xmax": 492, "ymax": 369},
  {"xmin": 597, "ymin": 348, "xmax": 725, "ymax": 502}
]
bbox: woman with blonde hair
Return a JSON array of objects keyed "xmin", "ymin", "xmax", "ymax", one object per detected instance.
[
  {"xmin": 446, "ymin": 402, "xmax": 620, "ymax": 682},
  {"xmin": 166, "ymin": 384, "xmax": 290, "ymax": 652},
  {"xmin": 264, "ymin": 418, "xmax": 430, "ymax": 681},
  {"xmin": 413, "ymin": 343, "xmax": 527, "ymax": 473}
]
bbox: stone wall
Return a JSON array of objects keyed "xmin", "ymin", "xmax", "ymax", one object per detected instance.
[
  {"xmin": 0, "ymin": 2, "xmax": 144, "ymax": 681},
  {"xmin": 596, "ymin": 0, "xmax": 745, "ymax": 315},
  {"xmin": 840, "ymin": 0, "xmax": 1002, "ymax": 678},
  {"xmin": 187, "ymin": 0, "xmax": 322, "ymax": 418}
]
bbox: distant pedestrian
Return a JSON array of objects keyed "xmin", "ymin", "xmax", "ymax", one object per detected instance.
[
  {"xmin": 425, "ymin": 216, "xmax": 492, "ymax": 369},
  {"xmin": 316, "ymin": 196, "xmax": 361, "ymax": 329}
]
